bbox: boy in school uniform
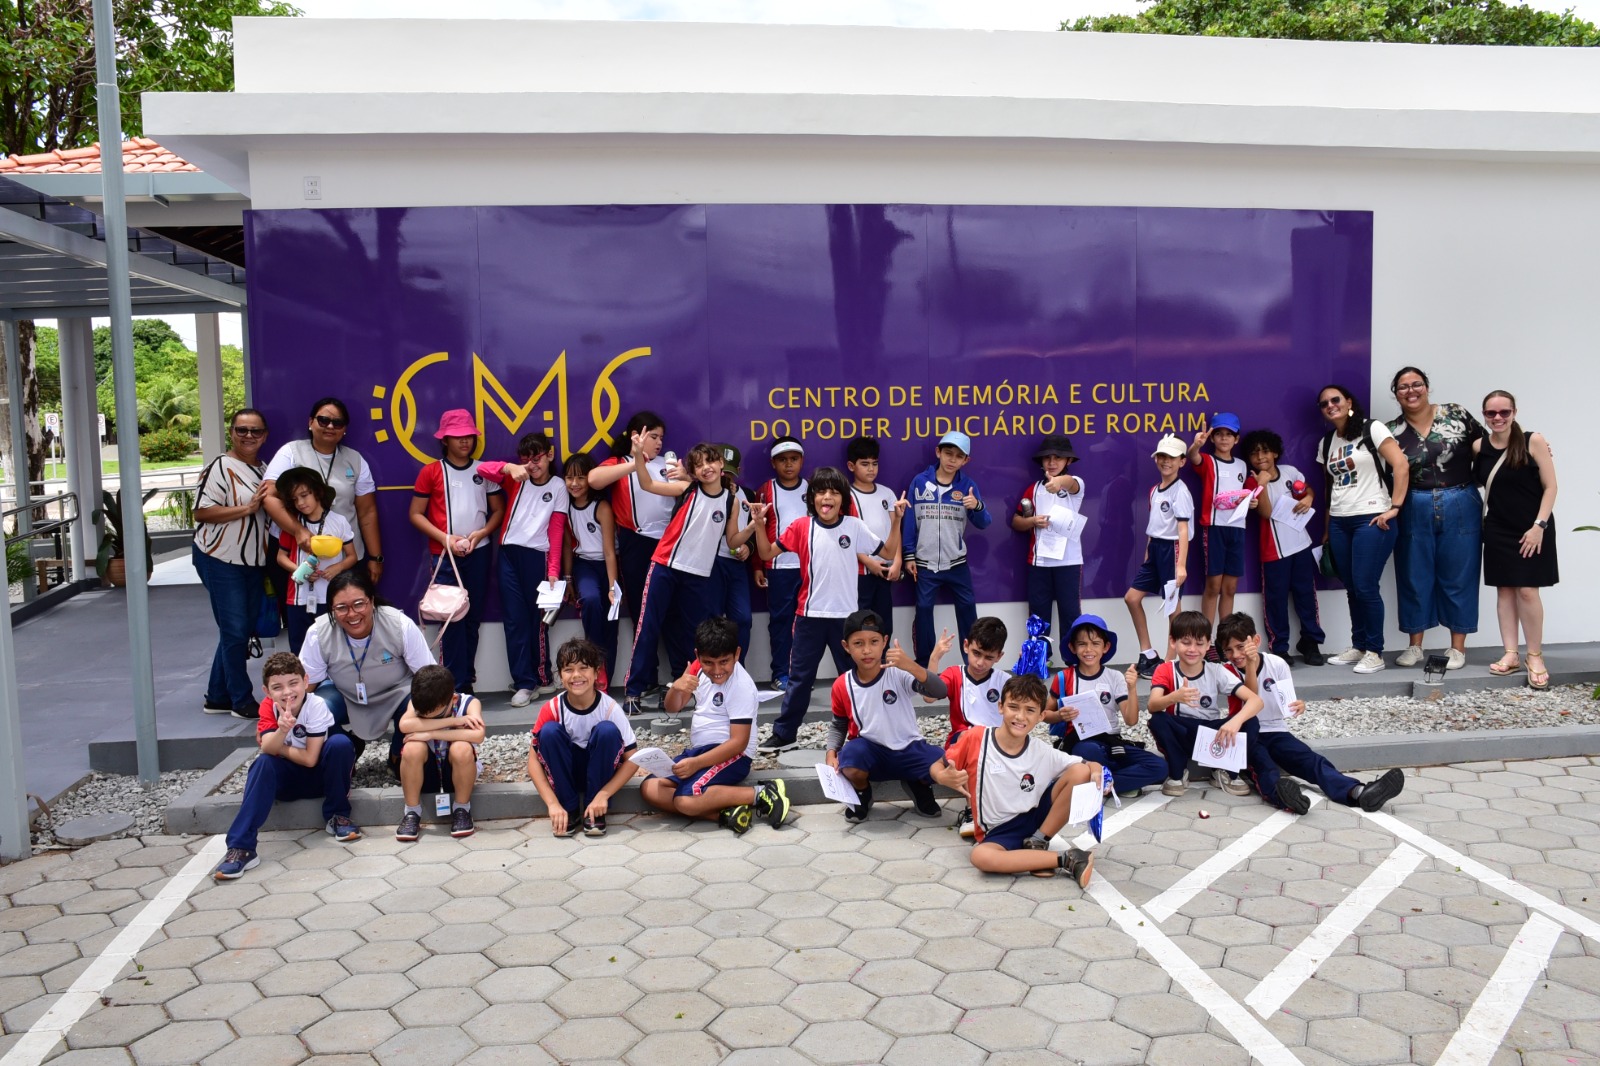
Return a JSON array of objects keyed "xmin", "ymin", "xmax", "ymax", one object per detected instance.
[
  {"xmin": 1046, "ymin": 615, "xmax": 1169, "ymax": 804},
  {"xmin": 1241, "ymin": 429, "xmax": 1327, "ymax": 666},
  {"xmin": 528, "ymin": 638, "xmax": 641, "ymax": 837},
  {"xmin": 214, "ymin": 652, "xmax": 361, "ymax": 881},
  {"xmin": 846, "ymin": 435, "xmax": 902, "ymax": 638},
  {"xmin": 926, "ymin": 616, "xmax": 1009, "ymax": 837},
  {"xmin": 1012, "ymin": 434, "xmax": 1086, "ymax": 649},
  {"xmin": 932, "ymin": 674, "xmax": 1098, "ymax": 885},
  {"xmin": 825, "ymin": 609, "xmax": 954, "ymax": 823},
  {"xmin": 392, "ymin": 664, "xmax": 486, "ymax": 841},
  {"xmin": 1146, "ymin": 610, "xmax": 1264, "ymax": 797},
  {"xmin": 1216, "ymin": 613, "xmax": 1405, "ymax": 814},
  {"xmin": 758, "ymin": 436, "xmax": 810, "ymax": 692},
  {"xmin": 707, "ymin": 444, "xmax": 757, "ymax": 662},
  {"xmin": 1188, "ymin": 413, "xmax": 1252, "ymax": 654},
  {"xmin": 903, "ymin": 431, "xmax": 992, "ymax": 666},
  {"xmin": 1125, "ymin": 434, "xmax": 1194, "ymax": 679},
  {"xmin": 641, "ymin": 617, "xmax": 791, "ymax": 833}
]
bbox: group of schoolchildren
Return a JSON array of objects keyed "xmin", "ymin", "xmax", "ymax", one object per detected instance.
[{"xmin": 218, "ymin": 410, "xmax": 1405, "ymax": 886}]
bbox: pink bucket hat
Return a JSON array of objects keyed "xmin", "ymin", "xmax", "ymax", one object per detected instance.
[{"xmin": 434, "ymin": 409, "xmax": 480, "ymax": 439}]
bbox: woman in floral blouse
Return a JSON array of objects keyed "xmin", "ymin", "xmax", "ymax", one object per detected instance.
[{"xmin": 1386, "ymin": 367, "xmax": 1484, "ymax": 671}]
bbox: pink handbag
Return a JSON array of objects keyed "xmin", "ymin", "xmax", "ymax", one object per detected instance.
[{"xmin": 419, "ymin": 547, "xmax": 470, "ymax": 648}]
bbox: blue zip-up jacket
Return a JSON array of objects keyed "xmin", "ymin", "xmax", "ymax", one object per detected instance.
[{"xmin": 902, "ymin": 465, "xmax": 991, "ymax": 572}]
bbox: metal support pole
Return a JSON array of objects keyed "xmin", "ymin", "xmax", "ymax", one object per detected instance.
[
  {"xmin": 195, "ymin": 313, "xmax": 224, "ymax": 459},
  {"xmin": 94, "ymin": 0, "xmax": 160, "ymax": 785},
  {"xmin": 0, "ymin": 561, "xmax": 28, "ymax": 860},
  {"xmin": 239, "ymin": 309, "xmax": 252, "ymax": 406},
  {"xmin": 3, "ymin": 318, "xmax": 30, "ymax": 532},
  {"xmin": 58, "ymin": 319, "xmax": 93, "ymax": 580}
]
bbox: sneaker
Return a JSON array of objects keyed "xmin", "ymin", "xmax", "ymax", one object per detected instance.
[
  {"xmin": 212, "ymin": 848, "xmax": 259, "ymax": 881},
  {"xmin": 1022, "ymin": 833, "xmax": 1050, "ymax": 850},
  {"xmin": 1297, "ymin": 639, "xmax": 1327, "ymax": 667},
  {"xmin": 719, "ymin": 805, "xmax": 754, "ymax": 835},
  {"xmin": 395, "ymin": 811, "xmax": 422, "ymax": 842},
  {"xmin": 1161, "ymin": 774, "xmax": 1188, "ymax": 797},
  {"xmin": 1329, "ymin": 647, "xmax": 1363, "ymax": 666},
  {"xmin": 1395, "ymin": 645, "xmax": 1425, "ymax": 668},
  {"xmin": 956, "ymin": 806, "xmax": 976, "ymax": 840},
  {"xmin": 623, "ymin": 697, "xmax": 647, "ymax": 716},
  {"xmin": 583, "ymin": 813, "xmax": 608, "ymax": 837},
  {"xmin": 1272, "ymin": 649, "xmax": 1296, "ymax": 665},
  {"xmin": 765, "ymin": 675, "xmax": 790, "ymax": 693},
  {"xmin": 326, "ymin": 815, "xmax": 362, "ymax": 842},
  {"xmin": 757, "ymin": 732, "xmax": 799, "ymax": 754},
  {"xmin": 1135, "ymin": 652, "xmax": 1161, "ymax": 680},
  {"xmin": 1357, "ymin": 768, "xmax": 1406, "ymax": 812},
  {"xmin": 905, "ymin": 779, "xmax": 943, "ymax": 818},
  {"xmin": 1353, "ymin": 651, "xmax": 1386, "ymax": 674},
  {"xmin": 230, "ymin": 707, "xmax": 257, "ymax": 721},
  {"xmin": 1446, "ymin": 649, "xmax": 1466, "ymax": 671},
  {"xmin": 1276, "ymin": 778, "xmax": 1311, "ymax": 816},
  {"xmin": 1212, "ymin": 770, "xmax": 1252, "ymax": 797},
  {"xmin": 1060, "ymin": 846, "xmax": 1095, "ymax": 887},
  {"xmin": 753, "ymin": 780, "xmax": 790, "ymax": 829},
  {"xmin": 553, "ymin": 808, "xmax": 581, "ymax": 837},
  {"xmin": 451, "ymin": 807, "xmax": 475, "ymax": 838},
  {"xmin": 202, "ymin": 700, "xmax": 234, "ymax": 715},
  {"xmin": 510, "ymin": 688, "xmax": 536, "ymax": 708},
  {"xmin": 844, "ymin": 785, "xmax": 874, "ymax": 823}
]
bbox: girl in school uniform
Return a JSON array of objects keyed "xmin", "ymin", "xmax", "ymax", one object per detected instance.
[{"xmin": 563, "ymin": 452, "xmax": 621, "ymax": 692}]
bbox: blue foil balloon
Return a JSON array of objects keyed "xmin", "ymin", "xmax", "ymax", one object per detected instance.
[{"xmin": 1013, "ymin": 614, "xmax": 1052, "ymax": 680}]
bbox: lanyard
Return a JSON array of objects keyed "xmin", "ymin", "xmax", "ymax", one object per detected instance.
[{"xmin": 344, "ymin": 633, "xmax": 371, "ymax": 685}]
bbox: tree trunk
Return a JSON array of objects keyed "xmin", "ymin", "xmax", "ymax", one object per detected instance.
[{"xmin": 0, "ymin": 321, "xmax": 46, "ymax": 508}]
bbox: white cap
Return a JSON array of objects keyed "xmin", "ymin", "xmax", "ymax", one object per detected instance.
[
  {"xmin": 1151, "ymin": 434, "xmax": 1187, "ymax": 459},
  {"xmin": 770, "ymin": 440, "xmax": 804, "ymax": 458}
]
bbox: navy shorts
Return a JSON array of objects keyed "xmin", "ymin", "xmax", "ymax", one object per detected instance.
[
  {"xmin": 659, "ymin": 742, "xmax": 751, "ymax": 797},
  {"xmin": 838, "ymin": 737, "xmax": 944, "ymax": 783},
  {"xmin": 1205, "ymin": 525, "xmax": 1246, "ymax": 578},
  {"xmin": 1130, "ymin": 538, "xmax": 1177, "ymax": 594},
  {"xmin": 983, "ymin": 782, "xmax": 1060, "ymax": 850}
]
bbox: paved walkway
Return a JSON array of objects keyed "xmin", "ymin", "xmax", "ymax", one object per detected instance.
[{"xmin": 3, "ymin": 757, "xmax": 1600, "ymax": 1065}]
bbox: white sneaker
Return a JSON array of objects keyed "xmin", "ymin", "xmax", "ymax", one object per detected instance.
[
  {"xmin": 1446, "ymin": 649, "xmax": 1466, "ymax": 671},
  {"xmin": 1161, "ymin": 773, "xmax": 1189, "ymax": 797},
  {"xmin": 1329, "ymin": 647, "xmax": 1363, "ymax": 666},
  {"xmin": 1353, "ymin": 651, "xmax": 1386, "ymax": 674},
  {"xmin": 1395, "ymin": 646, "xmax": 1425, "ymax": 668},
  {"xmin": 509, "ymin": 688, "xmax": 535, "ymax": 708},
  {"xmin": 1212, "ymin": 769, "xmax": 1252, "ymax": 797}
]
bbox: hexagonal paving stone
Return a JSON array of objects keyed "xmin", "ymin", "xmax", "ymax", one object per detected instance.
[
  {"xmin": 1306, "ymin": 1016, "xmax": 1411, "ymax": 1065},
  {"xmin": 540, "ymin": 1015, "xmax": 644, "ymax": 1059},
  {"xmin": 199, "ymin": 1033, "xmax": 309, "ymax": 1066},
  {"xmin": 474, "ymin": 965, "xmax": 564, "ymax": 1005},
  {"xmin": 775, "ymin": 947, "xmax": 864, "ymax": 984},
  {"xmin": 854, "ymin": 958, "xmax": 943, "ymax": 997},
  {"xmin": 1045, "ymin": 1020, "xmax": 1150, "ymax": 1065},
  {"xmin": 955, "ymin": 1005, "xmax": 1056, "ymax": 1052},
  {"xmin": 129, "ymin": 1020, "xmax": 235, "ymax": 1065},
  {"xmin": 703, "ymin": 967, "xmax": 797, "ymax": 1008},
  {"xmin": 866, "ymin": 993, "xmax": 964, "ymax": 1036},
  {"xmin": 338, "ymin": 939, "xmax": 430, "ymax": 976},
  {"xmin": 463, "ymin": 1002, "xmax": 561, "ymax": 1046},
  {"xmin": 708, "ymin": 1004, "xmax": 807, "ymax": 1050},
  {"xmin": 301, "ymin": 1008, "xmax": 401, "ymax": 1055},
  {"xmin": 547, "ymin": 975, "xmax": 644, "ymax": 1018},
  {"xmin": 784, "ymin": 980, "xmax": 878, "ymax": 1022},
  {"xmin": 1144, "ymin": 1031, "xmax": 1250, "ymax": 1066},
  {"xmin": 624, "ymin": 990, "xmax": 723, "ymax": 1032},
  {"xmin": 323, "ymin": 972, "xmax": 418, "ymax": 1012},
  {"xmin": 229, "ymin": 994, "xmax": 329, "ymax": 1037},
  {"xmin": 391, "ymin": 986, "xmax": 489, "ymax": 1027},
  {"xmin": 373, "ymin": 1024, "xmax": 479, "ymax": 1066},
  {"xmin": 165, "ymin": 981, "xmax": 261, "ymax": 1021},
  {"xmin": 194, "ymin": 948, "xmax": 284, "ymax": 984},
  {"xmin": 254, "ymin": 958, "xmax": 347, "ymax": 998},
  {"xmin": 791, "ymin": 1019, "xmax": 895, "ymax": 1064}
]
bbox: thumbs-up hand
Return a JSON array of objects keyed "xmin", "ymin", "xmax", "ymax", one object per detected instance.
[{"xmin": 884, "ymin": 639, "xmax": 911, "ymax": 671}]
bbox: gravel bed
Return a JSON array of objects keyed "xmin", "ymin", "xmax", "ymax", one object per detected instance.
[{"xmin": 30, "ymin": 768, "xmax": 205, "ymax": 850}]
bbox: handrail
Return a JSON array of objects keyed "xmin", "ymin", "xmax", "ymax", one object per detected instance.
[{"xmin": 1, "ymin": 491, "xmax": 78, "ymax": 544}]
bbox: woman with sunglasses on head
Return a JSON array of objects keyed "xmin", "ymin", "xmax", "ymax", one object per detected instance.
[
  {"xmin": 1473, "ymin": 392, "xmax": 1559, "ymax": 690},
  {"xmin": 192, "ymin": 409, "xmax": 274, "ymax": 717},
  {"xmin": 1315, "ymin": 384, "xmax": 1409, "ymax": 674},
  {"xmin": 1385, "ymin": 367, "xmax": 1485, "ymax": 672},
  {"xmin": 263, "ymin": 398, "xmax": 386, "ymax": 587}
]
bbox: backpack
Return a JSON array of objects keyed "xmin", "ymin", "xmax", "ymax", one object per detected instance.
[{"xmin": 1319, "ymin": 419, "xmax": 1394, "ymax": 498}]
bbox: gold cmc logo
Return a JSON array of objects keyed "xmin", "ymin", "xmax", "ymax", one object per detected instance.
[{"xmin": 370, "ymin": 347, "xmax": 652, "ymax": 465}]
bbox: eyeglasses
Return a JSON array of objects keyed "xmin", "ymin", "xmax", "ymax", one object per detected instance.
[
  {"xmin": 1483, "ymin": 409, "xmax": 1515, "ymax": 420},
  {"xmin": 231, "ymin": 426, "xmax": 266, "ymax": 437},
  {"xmin": 314, "ymin": 415, "xmax": 348, "ymax": 429},
  {"xmin": 331, "ymin": 598, "xmax": 371, "ymax": 616},
  {"xmin": 1394, "ymin": 382, "xmax": 1427, "ymax": 394},
  {"xmin": 1318, "ymin": 397, "xmax": 1344, "ymax": 409}
]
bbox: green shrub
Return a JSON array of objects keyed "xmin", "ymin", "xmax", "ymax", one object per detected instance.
[{"xmin": 139, "ymin": 427, "xmax": 195, "ymax": 464}]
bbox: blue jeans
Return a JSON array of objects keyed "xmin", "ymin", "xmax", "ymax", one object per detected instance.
[
  {"xmin": 430, "ymin": 546, "xmax": 493, "ymax": 691},
  {"xmin": 772, "ymin": 616, "xmax": 851, "ymax": 743},
  {"xmin": 571, "ymin": 557, "xmax": 619, "ymax": 687},
  {"xmin": 534, "ymin": 720, "xmax": 625, "ymax": 811},
  {"xmin": 286, "ymin": 600, "xmax": 327, "ymax": 657},
  {"xmin": 626, "ymin": 564, "xmax": 710, "ymax": 698},
  {"xmin": 225, "ymin": 733, "xmax": 356, "ymax": 851},
  {"xmin": 193, "ymin": 547, "xmax": 264, "ymax": 711},
  {"xmin": 1262, "ymin": 551, "xmax": 1325, "ymax": 656},
  {"xmin": 857, "ymin": 573, "xmax": 895, "ymax": 639},
  {"xmin": 913, "ymin": 563, "xmax": 977, "ymax": 667},
  {"xmin": 1395, "ymin": 485, "xmax": 1481, "ymax": 635},
  {"xmin": 500, "ymin": 544, "xmax": 554, "ymax": 691},
  {"xmin": 708, "ymin": 555, "xmax": 754, "ymax": 662},
  {"xmin": 1327, "ymin": 514, "xmax": 1398, "ymax": 653},
  {"xmin": 1026, "ymin": 564, "xmax": 1081, "ymax": 654},
  {"xmin": 765, "ymin": 568, "xmax": 802, "ymax": 682}
]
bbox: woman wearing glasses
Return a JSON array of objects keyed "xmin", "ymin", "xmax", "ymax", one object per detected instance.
[
  {"xmin": 1385, "ymin": 368, "xmax": 1485, "ymax": 671},
  {"xmin": 1474, "ymin": 391, "xmax": 1559, "ymax": 690},
  {"xmin": 193, "ymin": 408, "xmax": 273, "ymax": 717},
  {"xmin": 263, "ymin": 398, "xmax": 386, "ymax": 587},
  {"xmin": 1316, "ymin": 384, "xmax": 1409, "ymax": 674},
  {"xmin": 300, "ymin": 570, "xmax": 436, "ymax": 752}
]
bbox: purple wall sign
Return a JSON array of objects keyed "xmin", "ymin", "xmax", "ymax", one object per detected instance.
[{"xmin": 245, "ymin": 204, "xmax": 1373, "ymax": 615}]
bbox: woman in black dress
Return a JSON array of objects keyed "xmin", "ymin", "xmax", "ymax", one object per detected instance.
[{"xmin": 1473, "ymin": 391, "xmax": 1559, "ymax": 689}]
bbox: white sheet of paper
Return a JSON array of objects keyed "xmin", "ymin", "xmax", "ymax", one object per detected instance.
[
  {"xmin": 1059, "ymin": 691, "xmax": 1114, "ymax": 740},
  {"xmin": 1057, "ymin": 508, "xmax": 1089, "ymax": 540},
  {"xmin": 1259, "ymin": 673, "xmax": 1298, "ymax": 729},
  {"xmin": 536, "ymin": 579, "xmax": 568, "ymax": 609},
  {"xmin": 756, "ymin": 687, "xmax": 785, "ymax": 703},
  {"xmin": 1066, "ymin": 781, "xmax": 1103, "ymax": 825},
  {"xmin": 607, "ymin": 582, "xmax": 622, "ymax": 622},
  {"xmin": 816, "ymin": 763, "xmax": 861, "ymax": 805},
  {"xmin": 1161, "ymin": 579, "xmax": 1181, "ymax": 616},
  {"xmin": 1311, "ymin": 546, "xmax": 1324, "ymax": 567},
  {"xmin": 1270, "ymin": 494, "xmax": 1315, "ymax": 530},
  {"xmin": 1035, "ymin": 528, "xmax": 1068, "ymax": 561},
  {"xmin": 1193, "ymin": 726, "xmax": 1247, "ymax": 772},
  {"xmin": 629, "ymin": 746, "xmax": 679, "ymax": 778}
]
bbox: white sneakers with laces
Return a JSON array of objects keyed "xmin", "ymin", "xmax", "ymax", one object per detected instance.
[
  {"xmin": 1353, "ymin": 651, "xmax": 1386, "ymax": 674},
  {"xmin": 1395, "ymin": 646, "xmax": 1425, "ymax": 668},
  {"xmin": 1329, "ymin": 648, "xmax": 1364, "ymax": 666}
]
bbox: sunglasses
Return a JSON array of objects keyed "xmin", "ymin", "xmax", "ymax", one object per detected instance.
[
  {"xmin": 314, "ymin": 415, "xmax": 348, "ymax": 429},
  {"xmin": 1318, "ymin": 397, "xmax": 1344, "ymax": 409},
  {"xmin": 231, "ymin": 426, "xmax": 266, "ymax": 437},
  {"xmin": 1483, "ymin": 408, "xmax": 1515, "ymax": 420}
]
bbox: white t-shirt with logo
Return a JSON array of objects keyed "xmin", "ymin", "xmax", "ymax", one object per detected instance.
[
  {"xmin": 1258, "ymin": 464, "xmax": 1314, "ymax": 559},
  {"xmin": 779, "ymin": 515, "xmax": 883, "ymax": 619},
  {"xmin": 832, "ymin": 667, "xmax": 924, "ymax": 749},
  {"xmin": 690, "ymin": 661, "xmax": 760, "ymax": 758},
  {"xmin": 1237, "ymin": 652, "xmax": 1294, "ymax": 733},
  {"xmin": 940, "ymin": 665, "xmax": 1011, "ymax": 733},
  {"xmin": 1146, "ymin": 480, "xmax": 1195, "ymax": 540},
  {"xmin": 1151, "ymin": 660, "xmax": 1243, "ymax": 722},
  {"xmin": 1026, "ymin": 476, "xmax": 1087, "ymax": 567},
  {"xmin": 569, "ymin": 500, "xmax": 608, "ymax": 562},
  {"xmin": 946, "ymin": 727, "xmax": 1081, "ymax": 838},
  {"xmin": 503, "ymin": 477, "xmax": 570, "ymax": 549},
  {"xmin": 258, "ymin": 691, "xmax": 336, "ymax": 751}
]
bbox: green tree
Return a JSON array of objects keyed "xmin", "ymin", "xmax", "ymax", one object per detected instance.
[
  {"xmin": 1064, "ymin": 0, "xmax": 1600, "ymax": 44},
  {"xmin": 136, "ymin": 375, "xmax": 198, "ymax": 431},
  {"xmin": 221, "ymin": 342, "xmax": 245, "ymax": 418}
]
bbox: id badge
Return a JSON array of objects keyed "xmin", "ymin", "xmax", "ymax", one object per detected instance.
[
  {"xmin": 355, "ymin": 682, "xmax": 368, "ymax": 705},
  {"xmin": 435, "ymin": 793, "xmax": 452, "ymax": 817}
]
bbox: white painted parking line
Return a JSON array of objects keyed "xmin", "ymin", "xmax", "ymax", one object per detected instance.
[
  {"xmin": 1143, "ymin": 799, "xmax": 1320, "ymax": 922},
  {"xmin": 1245, "ymin": 843, "xmax": 1426, "ymax": 1017},
  {"xmin": 1431, "ymin": 914, "xmax": 1564, "ymax": 1066},
  {"xmin": 0, "ymin": 835, "xmax": 226, "ymax": 1066},
  {"xmin": 1360, "ymin": 809, "xmax": 1600, "ymax": 940}
]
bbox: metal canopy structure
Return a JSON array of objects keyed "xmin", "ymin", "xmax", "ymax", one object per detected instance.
[{"xmin": 0, "ymin": 176, "xmax": 246, "ymax": 320}]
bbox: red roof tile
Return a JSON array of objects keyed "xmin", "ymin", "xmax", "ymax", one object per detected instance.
[{"xmin": 0, "ymin": 140, "xmax": 200, "ymax": 175}]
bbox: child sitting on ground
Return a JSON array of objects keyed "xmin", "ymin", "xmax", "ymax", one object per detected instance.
[
  {"xmin": 528, "ymin": 638, "xmax": 640, "ymax": 837},
  {"xmin": 1216, "ymin": 612, "xmax": 1405, "ymax": 814},
  {"xmin": 392, "ymin": 664, "xmax": 486, "ymax": 841},
  {"xmin": 1046, "ymin": 614, "xmax": 1169, "ymax": 803},
  {"xmin": 641, "ymin": 617, "xmax": 791, "ymax": 834},
  {"xmin": 932, "ymin": 674, "xmax": 1098, "ymax": 885},
  {"xmin": 1147, "ymin": 610, "xmax": 1264, "ymax": 797}
]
